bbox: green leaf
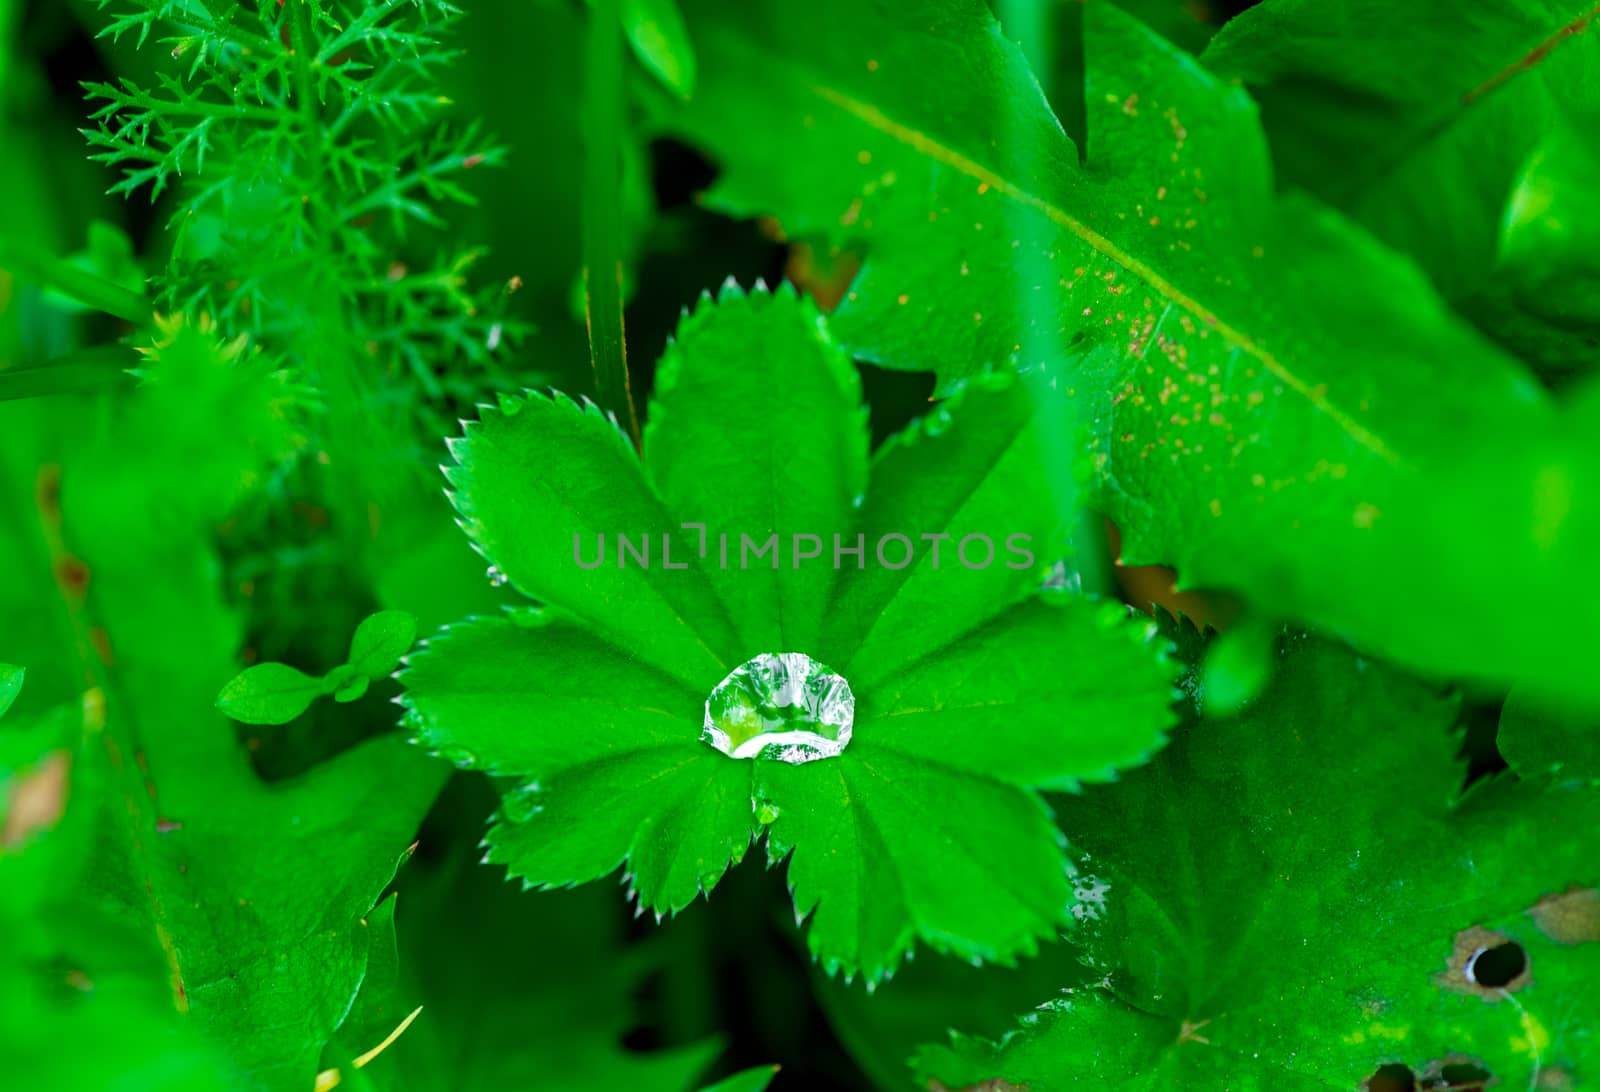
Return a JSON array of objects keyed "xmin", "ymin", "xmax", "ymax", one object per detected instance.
[
  {"xmin": 215, "ymin": 661, "xmax": 333, "ymax": 726},
  {"xmin": 644, "ymin": 281, "xmax": 867, "ymax": 657},
  {"xmin": 1497, "ymin": 118, "xmax": 1600, "ymax": 336},
  {"xmin": 916, "ymin": 629, "xmax": 1600, "ymax": 1090},
  {"xmin": 813, "ymin": 926, "xmax": 1092, "ymax": 1091},
  {"xmin": 822, "ymin": 367, "xmax": 1071, "ymax": 690},
  {"xmin": 624, "ymin": 0, "xmax": 699, "ymax": 99},
  {"xmin": 0, "ymin": 663, "xmax": 22, "ymax": 718},
  {"xmin": 696, "ymin": 1065, "xmax": 780, "ymax": 1092},
  {"xmin": 1499, "ymin": 686, "xmax": 1600, "ymax": 786},
  {"xmin": 405, "ymin": 286, "xmax": 1179, "ymax": 981},
  {"xmin": 856, "ymin": 595, "xmax": 1175, "ymax": 792},
  {"xmin": 403, "ymin": 611, "xmax": 757, "ymax": 913},
  {"xmin": 1204, "ymin": 0, "xmax": 1600, "ymax": 373},
  {"xmin": 758, "ymin": 743, "xmax": 1070, "ymax": 983},
  {"xmin": 1198, "ymin": 616, "xmax": 1275, "ymax": 717},
  {"xmin": 347, "ymin": 610, "xmax": 419, "ymax": 680},
  {"xmin": 332, "ymin": 675, "xmax": 371, "ymax": 704},
  {"xmin": 444, "ymin": 387, "xmax": 739, "ymax": 688}
]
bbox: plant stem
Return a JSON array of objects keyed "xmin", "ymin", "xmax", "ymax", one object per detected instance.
[
  {"xmin": 0, "ymin": 235, "xmax": 149, "ymax": 324},
  {"xmin": 997, "ymin": 0, "xmax": 1114, "ymax": 597},
  {"xmin": 582, "ymin": 0, "xmax": 641, "ymax": 447}
]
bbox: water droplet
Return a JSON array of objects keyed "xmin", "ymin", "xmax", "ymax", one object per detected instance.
[
  {"xmin": 702, "ymin": 653, "xmax": 854, "ymax": 764},
  {"xmin": 486, "ymin": 565, "xmax": 509, "ymax": 588},
  {"xmin": 438, "ymin": 745, "xmax": 478, "ymax": 769},
  {"xmin": 1042, "ymin": 559, "xmax": 1080, "ymax": 592},
  {"xmin": 501, "ymin": 783, "xmax": 540, "ymax": 823},
  {"xmin": 1071, "ymin": 874, "xmax": 1110, "ymax": 922},
  {"xmin": 756, "ymin": 801, "xmax": 781, "ymax": 824}
]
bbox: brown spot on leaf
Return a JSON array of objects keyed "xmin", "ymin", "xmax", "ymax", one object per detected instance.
[
  {"xmin": 1529, "ymin": 887, "xmax": 1600, "ymax": 945},
  {"xmin": 1438, "ymin": 926, "xmax": 1530, "ymax": 998},
  {"xmin": 55, "ymin": 556, "xmax": 91, "ymax": 600},
  {"xmin": 2, "ymin": 751, "xmax": 71, "ymax": 849},
  {"xmin": 785, "ymin": 242, "xmax": 861, "ymax": 313}
]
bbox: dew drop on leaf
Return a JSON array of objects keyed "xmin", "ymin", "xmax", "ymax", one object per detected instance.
[
  {"xmin": 438, "ymin": 745, "xmax": 478, "ymax": 769},
  {"xmin": 501, "ymin": 783, "xmax": 540, "ymax": 823},
  {"xmin": 701, "ymin": 653, "xmax": 854, "ymax": 764},
  {"xmin": 486, "ymin": 565, "xmax": 509, "ymax": 588}
]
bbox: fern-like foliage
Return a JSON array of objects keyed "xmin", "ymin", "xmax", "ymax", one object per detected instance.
[{"xmin": 83, "ymin": 0, "xmax": 524, "ymax": 425}]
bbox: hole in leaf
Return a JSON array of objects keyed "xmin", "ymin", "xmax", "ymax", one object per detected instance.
[
  {"xmin": 1441, "ymin": 926, "xmax": 1531, "ymax": 998},
  {"xmin": 1365, "ymin": 1062, "xmax": 1417, "ymax": 1091},
  {"xmin": 1433, "ymin": 1062, "xmax": 1492, "ymax": 1089},
  {"xmin": 1465, "ymin": 941, "xmax": 1527, "ymax": 988}
]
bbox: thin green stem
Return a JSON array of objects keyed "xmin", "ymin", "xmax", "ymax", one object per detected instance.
[
  {"xmin": 998, "ymin": 0, "xmax": 1113, "ymax": 597},
  {"xmin": 0, "ymin": 235, "xmax": 150, "ymax": 324},
  {"xmin": 582, "ymin": 0, "xmax": 641, "ymax": 447}
]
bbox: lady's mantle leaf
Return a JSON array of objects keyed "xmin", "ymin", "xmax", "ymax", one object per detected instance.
[
  {"xmin": 403, "ymin": 284, "xmax": 1179, "ymax": 981},
  {"xmin": 916, "ymin": 630, "xmax": 1600, "ymax": 1090},
  {"xmin": 644, "ymin": 279, "xmax": 868, "ymax": 658},
  {"xmin": 444, "ymin": 383, "xmax": 739, "ymax": 689}
]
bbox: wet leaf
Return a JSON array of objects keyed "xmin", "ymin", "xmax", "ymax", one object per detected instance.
[{"xmin": 402, "ymin": 283, "xmax": 1179, "ymax": 981}]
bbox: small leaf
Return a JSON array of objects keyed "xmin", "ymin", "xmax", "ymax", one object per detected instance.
[
  {"xmin": 1498, "ymin": 119, "xmax": 1600, "ymax": 330},
  {"xmin": 215, "ymin": 663, "xmax": 332, "ymax": 726},
  {"xmin": 622, "ymin": 0, "xmax": 698, "ymax": 98},
  {"xmin": 332, "ymin": 675, "xmax": 371, "ymax": 704},
  {"xmin": 346, "ymin": 610, "xmax": 419, "ymax": 680},
  {"xmin": 696, "ymin": 1065, "xmax": 781, "ymax": 1092},
  {"xmin": 0, "ymin": 664, "xmax": 24, "ymax": 719},
  {"xmin": 1199, "ymin": 617, "xmax": 1276, "ymax": 717}
]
